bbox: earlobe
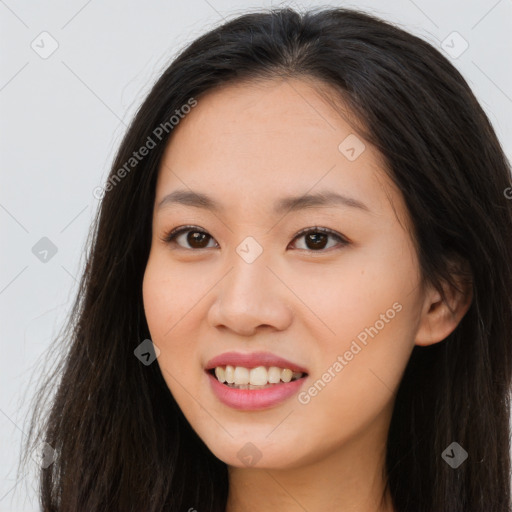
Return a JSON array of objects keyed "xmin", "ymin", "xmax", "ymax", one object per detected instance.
[{"xmin": 415, "ymin": 263, "xmax": 473, "ymax": 347}]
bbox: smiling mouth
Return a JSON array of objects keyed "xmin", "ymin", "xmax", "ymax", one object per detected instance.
[{"xmin": 207, "ymin": 366, "xmax": 308, "ymax": 390}]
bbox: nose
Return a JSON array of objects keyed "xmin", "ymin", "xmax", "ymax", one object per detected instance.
[{"xmin": 207, "ymin": 255, "xmax": 294, "ymax": 337}]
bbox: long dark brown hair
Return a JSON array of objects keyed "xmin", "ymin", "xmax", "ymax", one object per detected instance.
[{"xmin": 19, "ymin": 6, "xmax": 512, "ymax": 511}]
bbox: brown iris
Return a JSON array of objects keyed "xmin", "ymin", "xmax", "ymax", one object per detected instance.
[
  {"xmin": 187, "ymin": 231, "xmax": 211, "ymax": 248},
  {"xmin": 304, "ymin": 232, "xmax": 328, "ymax": 250}
]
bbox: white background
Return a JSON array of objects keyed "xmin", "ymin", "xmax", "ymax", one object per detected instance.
[{"xmin": 1, "ymin": 0, "xmax": 511, "ymax": 509}]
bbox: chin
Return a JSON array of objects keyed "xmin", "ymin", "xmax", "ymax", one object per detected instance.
[{"xmin": 199, "ymin": 434, "xmax": 307, "ymax": 470}]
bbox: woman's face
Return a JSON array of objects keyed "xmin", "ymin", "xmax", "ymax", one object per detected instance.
[{"xmin": 143, "ymin": 77, "xmax": 429, "ymax": 469}]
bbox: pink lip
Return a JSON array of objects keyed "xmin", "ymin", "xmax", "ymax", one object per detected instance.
[
  {"xmin": 206, "ymin": 372, "xmax": 307, "ymax": 410},
  {"xmin": 205, "ymin": 351, "xmax": 308, "ymax": 374},
  {"xmin": 204, "ymin": 351, "xmax": 309, "ymax": 411}
]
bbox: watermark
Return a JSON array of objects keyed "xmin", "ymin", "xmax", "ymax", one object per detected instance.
[
  {"xmin": 93, "ymin": 97, "xmax": 198, "ymax": 200},
  {"xmin": 31, "ymin": 31, "xmax": 59, "ymax": 59},
  {"xmin": 134, "ymin": 338, "xmax": 160, "ymax": 365},
  {"xmin": 338, "ymin": 133, "xmax": 366, "ymax": 161},
  {"xmin": 237, "ymin": 442, "xmax": 263, "ymax": 466},
  {"xmin": 31, "ymin": 441, "xmax": 57, "ymax": 469},
  {"xmin": 440, "ymin": 31, "xmax": 469, "ymax": 59},
  {"xmin": 32, "ymin": 236, "xmax": 58, "ymax": 263},
  {"xmin": 236, "ymin": 236, "xmax": 263, "ymax": 263},
  {"xmin": 297, "ymin": 301, "xmax": 402, "ymax": 404},
  {"xmin": 441, "ymin": 442, "xmax": 468, "ymax": 469}
]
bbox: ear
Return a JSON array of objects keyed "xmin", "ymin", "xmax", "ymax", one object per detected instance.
[{"xmin": 415, "ymin": 259, "xmax": 473, "ymax": 347}]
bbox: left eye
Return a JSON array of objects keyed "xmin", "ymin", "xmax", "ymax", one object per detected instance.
[
  {"xmin": 161, "ymin": 226, "xmax": 348, "ymax": 251},
  {"xmin": 289, "ymin": 227, "xmax": 349, "ymax": 251}
]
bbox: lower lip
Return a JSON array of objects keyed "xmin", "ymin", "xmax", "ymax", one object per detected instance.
[{"xmin": 206, "ymin": 371, "xmax": 307, "ymax": 410}]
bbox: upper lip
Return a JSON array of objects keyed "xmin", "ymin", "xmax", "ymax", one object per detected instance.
[{"xmin": 205, "ymin": 351, "xmax": 308, "ymax": 374}]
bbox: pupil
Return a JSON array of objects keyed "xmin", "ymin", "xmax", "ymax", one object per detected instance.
[{"xmin": 306, "ymin": 233, "xmax": 327, "ymax": 250}]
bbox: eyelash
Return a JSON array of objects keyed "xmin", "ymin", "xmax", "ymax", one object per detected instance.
[{"xmin": 160, "ymin": 225, "xmax": 350, "ymax": 252}]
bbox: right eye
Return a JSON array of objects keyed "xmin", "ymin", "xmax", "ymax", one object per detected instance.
[{"xmin": 160, "ymin": 226, "xmax": 219, "ymax": 250}]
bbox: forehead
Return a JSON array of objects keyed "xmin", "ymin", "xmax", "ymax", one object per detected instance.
[{"xmin": 155, "ymin": 77, "xmax": 405, "ymax": 226}]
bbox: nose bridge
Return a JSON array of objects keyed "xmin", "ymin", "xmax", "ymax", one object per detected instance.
[
  {"xmin": 208, "ymin": 238, "xmax": 293, "ymax": 333},
  {"xmin": 224, "ymin": 241, "xmax": 273, "ymax": 304}
]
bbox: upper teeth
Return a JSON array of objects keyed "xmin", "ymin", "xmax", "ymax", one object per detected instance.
[{"xmin": 214, "ymin": 366, "xmax": 304, "ymax": 386}]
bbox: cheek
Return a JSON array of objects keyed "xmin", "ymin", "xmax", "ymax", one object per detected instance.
[
  {"xmin": 142, "ymin": 254, "xmax": 208, "ymax": 339},
  {"xmin": 142, "ymin": 259, "xmax": 208, "ymax": 429},
  {"xmin": 291, "ymin": 237, "xmax": 421, "ymax": 409},
  {"xmin": 142, "ymin": 256, "xmax": 203, "ymax": 379},
  {"xmin": 290, "ymin": 289, "xmax": 415, "ymax": 453},
  {"xmin": 290, "ymin": 248, "xmax": 418, "ymax": 348}
]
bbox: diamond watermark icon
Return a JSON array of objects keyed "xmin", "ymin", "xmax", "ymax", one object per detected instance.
[
  {"xmin": 31, "ymin": 31, "xmax": 59, "ymax": 59},
  {"xmin": 338, "ymin": 134, "xmax": 366, "ymax": 161},
  {"xmin": 236, "ymin": 236, "xmax": 263, "ymax": 264},
  {"xmin": 134, "ymin": 339, "xmax": 160, "ymax": 366},
  {"xmin": 441, "ymin": 31, "xmax": 469, "ymax": 59},
  {"xmin": 237, "ymin": 442, "xmax": 262, "ymax": 467},
  {"xmin": 441, "ymin": 441, "xmax": 468, "ymax": 468},
  {"xmin": 31, "ymin": 441, "xmax": 56, "ymax": 469},
  {"xmin": 32, "ymin": 237, "xmax": 58, "ymax": 263}
]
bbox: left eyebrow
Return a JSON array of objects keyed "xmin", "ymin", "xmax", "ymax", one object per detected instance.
[
  {"xmin": 273, "ymin": 191, "xmax": 371, "ymax": 215},
  {"xmin": 156, "ymin": 189, "xmax": 372, "ymax": 215}
]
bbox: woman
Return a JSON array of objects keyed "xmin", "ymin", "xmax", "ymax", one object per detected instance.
[{"xmin": 20, "ymin": 6, "xmax": 512, "ymax": 511}]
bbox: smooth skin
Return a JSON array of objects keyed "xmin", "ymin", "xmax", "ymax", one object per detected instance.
[{"xmin": 142, "ymin": 77, "xmax": 472, "ymax": 512}]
